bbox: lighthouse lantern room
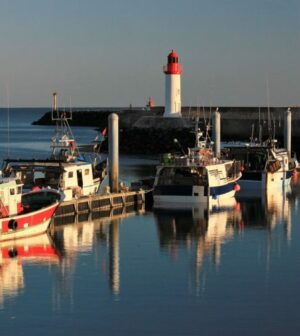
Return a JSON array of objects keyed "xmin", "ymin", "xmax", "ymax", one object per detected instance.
[{"xmin": 163, "ymin": 50, "xmax": 183, "ymax": 118}]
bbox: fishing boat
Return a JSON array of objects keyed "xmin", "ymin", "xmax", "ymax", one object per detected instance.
[
  {"xmin": 224, "ymin": 140, "xmax": 296, "ymax": 194},
  {"xmin": 0, "ymin": 177, "xmax": 61, "ymax": 241},
  {"xmin": 153, "ymin": 122, "xmax": 242, "ymax": 207},
  {"xmin": 223, "ymin": 106, "xmax": 297, "ymax": 194},
  {"xmin": 1, "ymin": 93, "xmax": 108, "ymax": 201}
]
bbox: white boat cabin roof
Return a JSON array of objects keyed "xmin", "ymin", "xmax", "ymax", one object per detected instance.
[{"xmin": 0, "ymin": 177, "xmax": 22, "ymax": 189}]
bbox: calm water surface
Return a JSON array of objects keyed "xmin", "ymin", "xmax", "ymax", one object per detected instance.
[{"xmin": 0, "ymin": 109, "xmax": 300, "ymax": 335}]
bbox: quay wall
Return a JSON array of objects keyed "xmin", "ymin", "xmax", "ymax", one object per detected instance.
[{"xmin": 33, "ymin": 106, "xmax": 300, "ymax": 155}]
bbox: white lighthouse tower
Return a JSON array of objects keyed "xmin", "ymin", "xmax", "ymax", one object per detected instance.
[{"xmin": 163, "ymin": 50, "xmax": 183, "ymax": 118}]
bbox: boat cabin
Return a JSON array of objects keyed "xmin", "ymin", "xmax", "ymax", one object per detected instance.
[
  {"xmin": 224, "ymin": 145, "xmax": 295, "ymax": 173},
  {"xmin": 0, "ymin": 178, "xmax": 23, "ymax": 217},
  {"xmin": 1, "ymin": 159, "xmax": 103, "ymax": 201},
  {"xmin": 224, "ymin": 146, "xmax": 268, "ymax": 171}
]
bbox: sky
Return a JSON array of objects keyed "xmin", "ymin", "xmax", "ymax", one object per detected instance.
[{"xmin": 0, "ymin": 0, "xmax": 299, "ymax": 107}]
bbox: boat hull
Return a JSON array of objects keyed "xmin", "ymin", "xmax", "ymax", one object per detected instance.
[
  {"xmin": 0, "ymin": 202, "xmax": 59, "ymax": 242},
  {"xmin": 237, "ymin": 170, "xmax": 293, "ymax": 197},
  {"xmin": 153, "ymin": 180, "xmax": 238, "ymax": 208}
]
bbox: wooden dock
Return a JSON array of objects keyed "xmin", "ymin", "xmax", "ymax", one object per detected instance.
[
  {"xmin": 53, "ymin": 202, "xmax": 145, "ymax": 227},
  {"xmin": 54, "ymin": 188, "xmax": 152, "ymax": 218}
]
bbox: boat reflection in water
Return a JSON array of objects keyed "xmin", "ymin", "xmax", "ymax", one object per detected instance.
[
  {"xmin": 154, "ymin": 189, "xmax": 292, "ymax": 293},
  {"xmin": 237, "ymin": 187, "xmax": 292, "ymax": 240},
  {"xmin": 155, "ymin": 199, "xmax": 239, "ymax": 264},
  {"xmin": 51, "ymin": 204, "xmax": 145, "ymax": 299},
  {"xmin": 154, "ymin": 199, "xmax": 241, "ymax": 293},
  {"xmin": 0, "ymin": 204, "xmax": 145, "ymax": 306},
  {"xmin": 0, "ymin": 233, "xmax": 59, "ymax": 306}
]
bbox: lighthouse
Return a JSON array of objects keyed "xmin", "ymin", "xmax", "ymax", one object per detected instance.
[{"xmin": 163, "ymin": 50, "xmax": 183, "ymax": 118}]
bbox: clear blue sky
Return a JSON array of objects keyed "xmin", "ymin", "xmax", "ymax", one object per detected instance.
[{"xmin": 0, "ymin": 0, "xmax": 299, "ymax": 107}]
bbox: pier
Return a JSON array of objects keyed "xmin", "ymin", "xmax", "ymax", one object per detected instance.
[
  {"xmin": 53, "ymin": 112, "xmax": 152, "ymax": 221},
  {"xmin": 53, "ymin": 198, "xmax": 145, "ymax": 226},
  {"xmin": 54, "ymin": 189, "xmax": 149, "ymax": 218},
  {"xmin": 33, "ymin": 105, "xmax": 300, "ymax": 156}
]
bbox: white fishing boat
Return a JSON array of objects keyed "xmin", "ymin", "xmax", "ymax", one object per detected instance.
[
  {"xmin": 1, "ymin": 93, "xmax": 108, "ymax": 201},
  {"xmin": 224, "ymin": 106, "xmax": 297, "ymax": 194},
  {"xmin": 0, "ymin": 178, "xmax": 61, "ymax": 241},
  {"xmin": 153, "ymin": 123, "xmax": 242, "ymax": 207},
  {"xmin": 224, "ymin": 139, "xmax": 296, "ymax": 195}
]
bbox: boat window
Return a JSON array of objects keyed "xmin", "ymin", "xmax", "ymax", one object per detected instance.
[
  {"xmin": 10, "ymin": 188, "xmax": 15, "ymax": 195},
  {"xmin": 84, "ymin": 169, "xmax": 90, "ymax": 175},
  {"xmin": 45, "ymin": 170, "xmax": 60, "ymax": 187},
  {"xmin": 68, "ymin": 172, "xmax": 73, "ymax": 178},
  {"xmin": 17, "ymin": 186, "xmax": 22, "ymax": 194}
]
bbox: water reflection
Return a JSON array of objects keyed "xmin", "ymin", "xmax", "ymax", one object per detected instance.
[
  {"xmin": 0, "ymin": 189, "xmax": 293, "ymax": 308},
  {"xmin": 154, "ymin": 190, "xmax": 292, "ymax": 293},
  {"xmin": 0, "ymin": 234, "xmax": 59, "ymax": 306},
  {"xmin": 238, "ymin": 188, "xmax": 292, "ymax": 239},
  {"xmin": 51, "ymin": 204, "xmax": 145, "ymax": 301},
  {"xmin": 154, "ymin": 199, "xmax": 240, "ymax": 279},
  {"xmin": 0, "ymin": 205, "xmax": 144, "ymax": 306}
]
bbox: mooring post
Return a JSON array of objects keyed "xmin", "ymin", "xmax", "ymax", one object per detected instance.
[
  {"xmin": 109, "ymin": 113, "xmax": 119, "ymax": 193},
  {"xmin": 284, "ymin": 107, "xmax": 291, "ymax": 158},
  {"xmin": 213, "ymin": 108, "xmax": 221, "ymax": 158}
]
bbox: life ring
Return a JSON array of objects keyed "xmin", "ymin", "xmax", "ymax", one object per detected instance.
[
  {"xmin": 8, "ymin": 219, "xmax": 18, "ymax": 230},
  {"xmin": 8, "ymin": 248, "xmax": 18, "ymax": 258}
]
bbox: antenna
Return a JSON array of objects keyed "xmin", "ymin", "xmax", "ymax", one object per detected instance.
[
  {"xmin": 258, "ymin": 106, "xmax": 262, "ymax": 145},
  {"xmin": 250, "ymin": 123, "xmax": 255, "ymax": 145},
  {"xmin": 273, "ymin": 115, "xmax": 276, "ymax": 140},
  {"xmin": 51, "ymin": 92, "xmax": 72, "ymax": 121}
]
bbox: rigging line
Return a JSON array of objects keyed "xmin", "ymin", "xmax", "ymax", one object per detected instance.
[
  {"xmin": 6, "ymin": 86, "xmax": 10, "ymax": 158},
  {"xmin": 266, "ymin": 76, "xmax": 272, "ymax": 139},
  {"xmin": 202, "ymin": 106, "xmax": 206, "ymax": 128},
  {"xmin": 258, "ymin": 106, "xmax": 262, "ymax": 145}
]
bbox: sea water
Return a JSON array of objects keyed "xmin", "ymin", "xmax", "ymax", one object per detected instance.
[{"xmin": 0, "ymin": 108, "xmax": 300, "ymax": 335}]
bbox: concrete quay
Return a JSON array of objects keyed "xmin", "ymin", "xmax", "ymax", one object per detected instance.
[{"xmin": 33, "ymin": 106, "xmax": 300, "ymax": 155}]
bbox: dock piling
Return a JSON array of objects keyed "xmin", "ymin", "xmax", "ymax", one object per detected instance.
[
  {"xmin": 109, "ymin": 113, "xmax": 119, "ymax": 193},
  {"xmin": 284, "ymin": 108, "xmax": 291, "ymax": 158},
  {"xmin": 213, "ymin": 108, "xmax": 221, "ymax": 158}
]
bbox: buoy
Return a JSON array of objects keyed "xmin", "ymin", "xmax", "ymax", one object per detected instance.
[
  {"xmin": 292, "ymin": 169, "xmax": 298, "ymax": 183},
  {"xmin": 233, "ymin": 183, "xmax": 240, "ymax": 192}
]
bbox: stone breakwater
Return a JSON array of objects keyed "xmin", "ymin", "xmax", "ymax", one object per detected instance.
[{"xmin": 33, "ymin": 106, "xmax": 300, "ymax": 155}]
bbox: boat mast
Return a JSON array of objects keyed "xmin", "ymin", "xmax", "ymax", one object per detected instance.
[
  {"xmin": 6, "ymin": 86, "xmax": 10, "ymax": 158},
  {"xmin": 258, "ymin": 106, "xmax": 262, "ymax": 145},
  {"xmin": 266, "ymin": 77, "xmax": 273, "ymax": 143},
  {"xmin": 50, "ymin": 92, "xmax": 80, "ymax": 160}
]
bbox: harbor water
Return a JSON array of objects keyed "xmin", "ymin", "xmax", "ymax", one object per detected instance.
[{"xmin": 0, "ymin": 109, "xmax": 300, "ymax": 335}]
